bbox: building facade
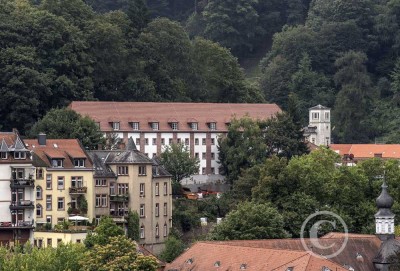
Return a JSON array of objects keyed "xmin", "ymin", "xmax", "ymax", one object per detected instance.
[
  {"xmin": 0, "ymin": 131, "xmax": 35, "ymax": 245},
  {"xmin": 88, "ymin": 138, "xmax": 172, "ymax": 253},
  {"xmin": 70, "ymin": 101, "xmax": 281, "ymax": 181},
  {"xmin": 303, "ymin": 104, "xmax": 331, "ymax": 146},
  {"xmin": 25, "ymin": 134, "xmax": 94, "ymax": 247}
]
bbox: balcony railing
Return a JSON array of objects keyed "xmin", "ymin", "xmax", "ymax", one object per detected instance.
[
  {"xmin": 69, "ymin": 187, "xmax": 87, "ymax": 194},
  {"xmin": 109, "ymin": 194, "xmax": 129, "ymax": 202},
  {"xmin": 10, "ymin": 179, "xmax": 35, "ymax": 188},
  {"xmin": 9, "ymin": 200, "xmax": 34, "ymax": 210},
  {"xmin": 110, "ymin": 210, "xmax": 129, "ymax": 217},
  {"xmin": 0, "ymin": 221, "xmax": 34, "ymax": 229}
]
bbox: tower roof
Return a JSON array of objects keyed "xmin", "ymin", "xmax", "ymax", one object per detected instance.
[
  {"xmin": 376, "ymin": 181, "xmax": 394, "ymax": 210},
  {"xmin": 126, "ymin": 137, "xmax": 137, "ymax": 151},
  {"xmin": 309, "ymin": 104, "xmax": 330, "ymax": 110}
]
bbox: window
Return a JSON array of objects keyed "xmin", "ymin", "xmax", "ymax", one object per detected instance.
[
  {"xmin": 163, "ymin": 182, "xmax": 168, "ymax": 195},
  {"xmin": 132, "ymin": 122, "xmax": 139, "ymax": 130},
  {"xmin": 36, "ymin": 204, "xmax": 42, "ymax": 217},
  {"xmin": 46, "ymin": 174, "xmax": 52, "ymax": 190},
  {"xmin": 140, "ymin": 204, "xmax": 145, "ymax": 217},
  {"xmin": 202, "ymin": 138, "xmax": 206, "ymax": 145},
  {"xmin": 36, "ymin": 168, "xmax": 43, "ymax": 179},
  {"xmin": 185, "ymin": 138, "xmax": 189, "ymax": 145},
  {"xmin": 15, "ymin": 168, "xmax": 24, "ymax": 179},
  {"xmin": 163, "ymin": 203, "xmax": 168, "ymax": 216},
  {"xmin": 155, "ymin": 183, "xmax": 159, "ymax": 196},
  {"xmin": 312, "ymin": 112, "xmax": 319, "ymax": 120},
  {"xmin": 325, "ymin": 112, "xmax": 330, "ymax": 120},
  {"xmin": 195, "ymin": 153, "xmax": 199, "ymax": 159},
  {"xmin": 169, "ymin": 138, "xmax": 173, "ymax": 145},
  {"xmin": 57, "ymin": 197, "xmax": 64, "ymax": 210},
  {"xmin": 155, "ymin": 224, "xmax": 159, "ymax": 237},
  {"xmin": 195, "ymin": 138, "xmax": 199, "ymax": 145},
  {"xmin": 52, "ymin": 159, "xmax": 63, "ymax": 168},
  {"xmin": 161, "ymin": 138, "xmax": 165, "ymax": 145},
  {"xmin": 202, "ymin": 167, "xmax": 206, "ymax": 175},
  {"xmin": 155, "ymin": 203, "xmax": 159, "ymax": 217},
  {"xmin": 140, "ymin": 183, "xmax": 145, "ymax": 196},
  {"xmin": 96, "ymin": 195, "xmax": 107, "ymax": 207},
  {"xmin": 57, "ymin": 218, "xmax": 64, "ymax": 224},
  {"xmin": 112, "ymin": 122, "xmax": 120, "ymax": 130},
  {"xmin": 209, "ymin": 122, "xmax": 216, "ymax": 130},
  {"xmin": 140, "ymin": 225, "xmax": 145, "ymax": 239},
  {"xmin": 71, "ymin": 177, "xmax": 83, "ymax": 188},
  {"xmin": 211, "ymin": 153, "xmax": 215, "ymax": 160},
  {"xmin": 211, "ymin": 138, "xmax": 215, "ymax": 145},
  {"xmin": 57, "ymin": 239, "xmax": 62, "ymax": 244},
  {"xmin": 117, "ymin": 183, "xmax": 129, "ymax": 194},
  {"xmin": 145, "ymin": 138, "xmax": 149, "ymax": 145},
  {"xmin": 36, "ymin": 186, "xmax": 42, "ymax": 199},
  {"xmin": 136, "ymin": 138, "xmax": 140, "ymax": 146},
  {"xmin": 202, "ymin": 152, "xmax": 206, "ymax": 160},
  {"xmin": 0, "ymin": 152, "xmax": 7, "ymax": 159},
  {"xmin": 171, "ymin": 122, "xmax": 178, "ymax": 130},
  {"xmin": 152, "ymin": 138, "xmax": 157, "ymax": 145},
  {"xmin": 139, "ymin": 166, "xmax": 146, "ymax": 176},
  {"xmin": 14, "ymin": 152, "xmax": 26, "ymax": 159},
  {"xmin": 46, "ymin": 195, "xmax": 52, "ymax": 211},
  {"xmin": 163, "ymin": 223, "xmax": 167, "ymax": 237},
  {"xmin": 57, "ymin": 176, "xmax": 64, "ymax": 190},
  {"xmin": 211, "ymin": 167, "xmax": 215, "ymax": 174},
  {"xmin": 95, "ymin": 195, "xmax": 101, "ymax": 207},
  {"xmin": 74, "ymin": 159, "xmax": 85, "ymax": 167},
  {"xmin": 177, "ymin": 138, "xmax": 181, "ymax": 144},
  {"xmin": 47, "ymin": 238, "xmax": 52, "ymax": 247},
  {"xmin": 191, "ymin": 123, "xmax": 198, "ymax": 131},
  {"xmin": 118, "ymin": 166, "xmax": 128, "ymax": 175},
  {"xmin": 151, "ymin": 122, "xmax": 159, "ymax": 130},
  {"xmin": 95, "ymin": 179, "xmax": 107, "ymax": 186}
]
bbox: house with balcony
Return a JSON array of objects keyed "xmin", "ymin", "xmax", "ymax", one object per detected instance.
[
  {"xmin": 25, "ymin": 134, "xmax": 94, "ymax": 247},
  {"xmin": 0, "ymin": 130, "xmax": 35, "ymax": 246},
  {"xmin": 88, "ymin": 137, "xmax": 172, "ymax": 253}
]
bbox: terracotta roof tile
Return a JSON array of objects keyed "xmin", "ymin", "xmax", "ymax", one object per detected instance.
[
  {"xmin": 69, "ymin": 101, "xmax": 282, "ymax": 132},
  {"xmin": 330, "ymin": 144, "xmax": 400, "ymax": 159}
]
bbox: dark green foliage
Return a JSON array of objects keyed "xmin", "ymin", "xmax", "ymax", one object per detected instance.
[
  {"xmin": 84, "ymin": 216, "xmax": 124, "ymax": 248},
  {"xmin": 159, "ymin": 236, "xmax": 185, "ymax": 263},
  {"xmin": 127, "ymin": 210, "xmax": 140, "ymax": 241}
]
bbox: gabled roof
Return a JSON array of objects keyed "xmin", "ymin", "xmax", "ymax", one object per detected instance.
[
  {"xmin": 309, "ymin": 104, "xmax": 330, "ymax": 110},
  {"xmin": 0, "ymin": 138, "xmax": 9, "ymax": 152},
  {"xmin": 330, "ymin": 144, "xmax": 400, "ymax": 159},
  {"xmin": 69, "ymin": 101, "xmax": 281, "ymax": 132}
]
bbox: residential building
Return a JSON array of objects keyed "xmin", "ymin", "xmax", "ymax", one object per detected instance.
[
  {"xmin": 25, "ymin": 134, "xmax": 94, "ymax": 247},
  {"xmin": 69, "ymin": 101, "xmax": 281, "ymax": 181},
  {"xmin": 303, "ymin": 104, "xmax": 331, "ymax": 146},
  {"xmin": 330, "ymin": 144, "xmax": 400, "ymax": 165},
  {"xmin": 166, "ymin": 182, "xmax": 400, "ymax": 271},
  {"xmin": 0, "ymin": 131, "xmax": 35, "ymax": 245},
  {"xmin": 88, "ymin": 137, "xmax": 172, "ymax": 253}
]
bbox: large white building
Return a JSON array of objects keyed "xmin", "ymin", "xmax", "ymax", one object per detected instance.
[
  {"xmin": 0, "ymin": 131, "xmax": 35, "ymax": 245},
  {"xmin": 70, "ymin": 102, "xmax": 281, "ymax": 181},
  {"xmin": 303, "ymin": 104, "xmax": 331, "ymax": 146}
]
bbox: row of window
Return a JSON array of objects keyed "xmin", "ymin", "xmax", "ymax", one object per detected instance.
[
  {"xmin": 38, "ymin": 176, "xmax": 84, "ymax": 191},
  {"xmin": 195, "ymin": 152, "xmax": 216, "ymax": 160},
  {"xmin": 50, "ymin": 158, "xmax": 85, "ymax": 168},
  {"xmin": 140, "ymin": 223, "xmax": 168, "ymax": 239},
  {"xmin": 0, "ymin": 151, "xmax": 26, "ymax": 160},
  {"xmin": 135, "ymin": 137, "xmax": 216, "ymax": 146},
  {"xmin": 311, "ymin": 112, "xmax": 330, "ymax": 120},
  {"xmin": 117, "ymin": 165, "xmax": 147, "ymax": 176},
  {"xmin": 36, "ymin": 196, "xmax": 65, "ymax": 213},
  {"xmin": 111, "ymin": 121, "xmax": 218, "ymax": 131}
]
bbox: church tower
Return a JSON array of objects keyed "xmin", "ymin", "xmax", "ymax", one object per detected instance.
[
  {"xmin": 375, "ymin": 181, "xmax": 395, "ymax": 239},
  {"xmin": 304, "ymin": 105, "xmax": 331, "ymax": 146}
]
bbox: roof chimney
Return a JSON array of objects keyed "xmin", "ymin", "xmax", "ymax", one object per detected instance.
[{"xmin": 38, "ymin": 133, "xmax": 47, "ymax": 146}]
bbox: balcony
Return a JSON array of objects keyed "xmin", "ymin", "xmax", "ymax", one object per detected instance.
[
  {"xmin": 109, "ymin": 194, "xmax": 129, "ymax": 202},
  {"xmin": 110, "ymin": 210, "xmax": 129, "ymax": 217},
  {"xmin": 10, "ymin": 179, "xmax": 34, "ymax": 188},
  {"xmin": 0, "ymin": 221, "xmax": 34, "ymax": 229},
  {"xmin": 69, "ymin": 187, "xmax": 87, "ymax": 194},
  {"xmin": 9, "ymin": 200, "xmax": 34, "ymax": 210}
]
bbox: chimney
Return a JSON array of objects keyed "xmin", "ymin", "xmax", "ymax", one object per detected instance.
[{"xmin": 38, "ymin": 133, "xmax": 47, "ymax": 146}]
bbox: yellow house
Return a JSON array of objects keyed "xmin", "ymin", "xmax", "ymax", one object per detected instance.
[{"xmin": 25, "ymin": 134, "xmax": 94, "ymax": 247}]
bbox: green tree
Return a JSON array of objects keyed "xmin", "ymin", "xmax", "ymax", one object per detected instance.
[
  {"xmin": 159, "ymin": 236, "xmax": 185, "ymax": 263},
  {"xmin": 160, "ymin": 143, "xmax": 199, "ymax": 183},
  {"xmin": 208, "ymin": 201, "xmax": 288, "ymax": 240},
  {"xmin": 81, "ymin": 235, "xmax": 158, "ymax": 271},
  {"xmin": 127, "ymin": 210, "xmax": 140, "ymax": 241},
  {"xmin": 126, "ymin": 0, "xmax": 149, "ymax": 30},
  {"xmin": 84, "ymin": 216, "xmax": 124, "ymax": 248},
  {"xmin": 29, "ymin": 108, "xmax": 105, "ymax": 150}
]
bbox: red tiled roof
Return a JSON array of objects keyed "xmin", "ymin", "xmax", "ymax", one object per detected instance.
[
  {"xmin": 69, "ymin": 101, "xmax": 282, "ymax": 132},
  {"xmin": 330, "ymin": 144, "xmax": 400, "ymax": 159},
  {"xmin": 24, "ymin": 139, "xmax": 92, "ymax": 169},
  {"xmin": 165, "ymin": 242, "xmax": 348, "ymax": 271}
]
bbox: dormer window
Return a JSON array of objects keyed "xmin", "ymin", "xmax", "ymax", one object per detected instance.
[
  {"xmin": 112, "ymin": 122, "xmax": 120, "ymax": 131},
  {"xmin": 52, "ymin": 159, "xmax": 63, "ymax": 168},
  {"xmin": 0, "ymin": 152, "xmax": 7, "ymax": 159},
  {"xmin": 190, "ymin": 122, "xmax": 198, "ymax": 131},
  {"xmin": 171, "ymin": 122, "xmax": 178, "ymax": 130},
  {"xmin": 209, "ymin": 122, "xmax": 216, "ymax": 130},
  {"xmin": 131, "ymin": 122, "xmax": 139, "ymax": 130},
  {"xmin": 14, "ymin": 151, "xmax": 26, "ymax": 159},
  {"xmin": 151, "ymin": 122, "xmax": 159, "ymax": 131},
  {"xmin": 74, "ymin": 158, "xmax": 85, "ymax": 167}
]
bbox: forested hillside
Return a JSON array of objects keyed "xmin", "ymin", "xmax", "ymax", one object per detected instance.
[{"xmin": 2, "ymin": 0, "xmax": 400, "ymax": 144}]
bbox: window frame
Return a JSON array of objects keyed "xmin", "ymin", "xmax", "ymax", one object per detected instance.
[
  {"xmin": 36, "ymin": 204, "xmax": 42, "ymax": 218},
  {"xmin": 57, "ymin": 197, "xmax": 64, "ymax": 211},
  {"xmin": 140, "ymin": 204, "xmax": 145, "ymax": 217},
  {"xmin": 57, "ymin": 176, "xmax": 64, "ymax": 190},
  {"xmin": 118, "ymin": 166, "xmax": 129, "ymax": 176},
  {"xmin": 14, "ymin": 151, "xmax": 26, "ymax": 159},
  {"xmin": 132, "ymin": 122, "xmax": 139, "ymax": 130},
  {"xmin": 46, "ymin": 195, "xmax": 52, "ymax": 211},
  {"xmin": 46, "ymin": 174, "xmax": 52, "ymax": 190},
  {"xmin": 36, "ymin": 186, "xmax": 43, "ymax": 200},
  {"xmin": 1, "ymin": 152, "xmax": 7, "ymax": 159},
  {"xmin": 138, "ymin": 166, "xmax": 147, "ymax": 176}
]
